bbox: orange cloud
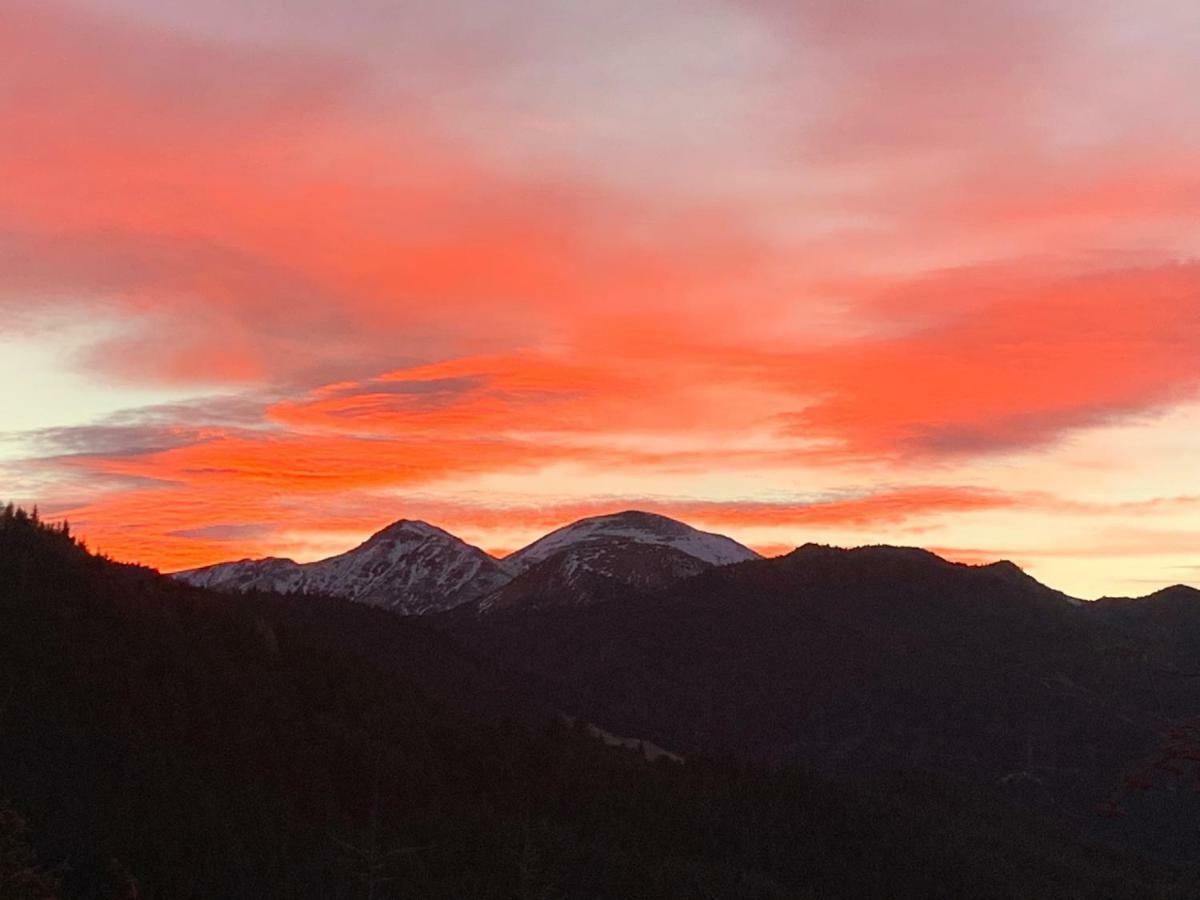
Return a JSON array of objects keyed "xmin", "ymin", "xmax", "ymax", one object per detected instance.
[
  {"xmin": 780, "ymin": 262, "xmax": 1200, "ymax": 457},
  {"xmin": 0, "ymin": 2, "xmax": 785, "ymax": 392},
  {"xmin": 5, "ymin": 0, "xmax": 1200, "ymax": 595}
]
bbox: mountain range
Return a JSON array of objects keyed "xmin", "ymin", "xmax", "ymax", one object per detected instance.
[
  {"xmin": 448, "ymin": 541, "xmax": 1200, "ymax": 859},
  {"xmin": 174, "ymin": 510, "xmax": 762, "ymax": 615},
  {"xmin": 8, "ymin": 506, "xmax": 1190, "ymax": 897},
  {"xmin": 173, "ymin": 508, "xmax": 1200, "ymax": 844}
]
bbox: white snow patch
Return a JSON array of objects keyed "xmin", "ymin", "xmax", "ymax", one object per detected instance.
[{"xmin": 506, "ymin": 511, "xmax": 759, "ymax": 573}]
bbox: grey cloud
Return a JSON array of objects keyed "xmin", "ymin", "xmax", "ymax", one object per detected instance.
[
  {"xmin": 325, "ymin": 375, "xmax": 485, "ymax": 400},
  {"xmin": 903, "ymin": 404, "xmax": 1159, "ymax": 458},
  {"xmin": 0, "ymin": 392, "xmax": 274, "ymax": 460},
  {"xmin": 103, "ymin": 394, "xmax": 272, "ymax": 428},
  {"xmin": 4, "ymin": 424, "xmax": 207, "ymax": 459}
]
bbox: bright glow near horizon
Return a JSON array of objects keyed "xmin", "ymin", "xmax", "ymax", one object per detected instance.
[{"xmin": 2, "ymin": 0, "xmax": 1198, "ymax": 598}]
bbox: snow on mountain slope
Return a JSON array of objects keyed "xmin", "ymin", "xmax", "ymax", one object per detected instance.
[
  {"xmin": 504, "ymin": 510, "xmax": 760, "ymax": 574},
  {"xmin": 462, "ymin": 511, "xmax": 762, "ymax": 614},
  {"xmin": 296, "ymin": 520, "xmax": 512, "ymax": 614},
  {"xmin": 174, "ymin": 520, "xmax": 510, "ymax": 615},
  {"xmin": 176, "ymin": 511, "xmax": 761, "ymax": 617},
  {"xmin": 174, "ymin": 557, "xmax": 305, "ymax": 593},
  {"xmin": 477, "ymin": 540, "xmax": 715, "ymax": 613}
]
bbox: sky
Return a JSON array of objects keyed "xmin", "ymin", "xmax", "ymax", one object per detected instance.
[{"xmin": 1, "ymin": 0, "xmax": 1198, "ymax": 598}]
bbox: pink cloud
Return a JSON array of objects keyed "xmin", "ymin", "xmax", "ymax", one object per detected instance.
[
  {"xmin": 779, "ymin": 262, "xmax": 1200, "ymax": 457},
  {"xmin": 4, "ymin": 0, "xmax": 1199, "ymax": 592}
]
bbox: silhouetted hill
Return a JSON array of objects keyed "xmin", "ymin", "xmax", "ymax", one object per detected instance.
[
  {"xmin": 451, "ymin": 543, "xmax": 1200, "ymax": 857},
  {"xmin": 3, "ymin": 507, "xmax": 1193, "ymax": 897}
]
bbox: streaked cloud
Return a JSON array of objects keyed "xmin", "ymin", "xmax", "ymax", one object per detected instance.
[{"xmin": 1, "ymin": 0, "xmax": 1197, "ymax": 595}]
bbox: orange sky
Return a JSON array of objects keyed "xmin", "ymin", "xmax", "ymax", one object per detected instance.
[{"xmin": 2, "ymin": 0, "xmax": 1198, "ymax": 597}]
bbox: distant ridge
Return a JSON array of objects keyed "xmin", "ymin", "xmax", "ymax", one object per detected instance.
[
  {"xmin": 174, "ymin": 512, "xmax": 1190, "ymax": 614},
  {"xmin": 1097, "ymin": 583, "xmax": 1200, "ymax": 603},
  {"xmin": 174, "ymin": 509, "xmax": 760, "ymax": 614}
]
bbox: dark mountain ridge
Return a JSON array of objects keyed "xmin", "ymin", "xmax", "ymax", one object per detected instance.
[
  {"xmin": 449, "ymin": 541, "xmax": 1200, "ymax": 857},
  {"xmin": 6, "ymin": 506, "xmax": 1189, "ymax": 896}
]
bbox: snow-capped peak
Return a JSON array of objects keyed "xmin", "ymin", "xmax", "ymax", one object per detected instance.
[
  {"xmin": 175, "ymin": 517, "xmax": 511, "ymax": 615},
  {"xmin": 365, "ymin": 519, "xmax": 454, "ymax": 542},
  {"xmin": 175, "ymin": 510, "xmax": 761, "ymax": 616},
  {"xmin": 504, "ymin": 510, "xmax": 760, "ymax": 574}
]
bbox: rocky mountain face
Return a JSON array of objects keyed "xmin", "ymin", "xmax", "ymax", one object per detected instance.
[
  {"xmin": 174, "ymin": 510, "xmax": 760, "ymax": 615},
  {"xmin": 175, "ymin": 520, "xmax": 513, "ymax": 615},
  {"xmin": 174, "ymin": 555, "xmax": 306, "ymax": 593},
  {"xmin": 475, "ymin": 511, "xmax": 761, "ymax": 614},
  {"xmin": 479, "ymin": 540, "xmax": 714, "ymax": 614},
  {"xmin": 504, "ymin": 510, "xmax": 760, "ymax": 574}
]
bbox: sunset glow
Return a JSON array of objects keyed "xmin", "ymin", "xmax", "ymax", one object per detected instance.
[{"xmin": 3, "ymin": 0, "xmax": 1199, "ymax": 597}]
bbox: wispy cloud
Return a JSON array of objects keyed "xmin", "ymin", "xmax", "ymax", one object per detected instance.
[{"xmin": 3, "ymin": 0, "xmax": 1198, "ymax": 593}]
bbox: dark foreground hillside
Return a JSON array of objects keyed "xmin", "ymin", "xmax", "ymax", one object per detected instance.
[
  {"xmin": 0, "ymin": 508, "xmax": 1193, "ymax": 898},
  {"xmin": 450, "ymin": 545, "xmax": 1200, "ymax": 857}
]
